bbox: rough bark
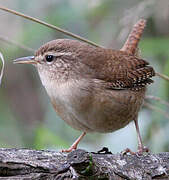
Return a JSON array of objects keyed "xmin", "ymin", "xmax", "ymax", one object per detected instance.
[{"xmin": 0, "ymin": 148, "xmax": 168, "ymax": 180}]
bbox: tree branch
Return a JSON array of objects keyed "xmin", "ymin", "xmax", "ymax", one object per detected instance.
[{"xmin": 0, "ymin": 148, "xmax": 168, "ymax": 179}]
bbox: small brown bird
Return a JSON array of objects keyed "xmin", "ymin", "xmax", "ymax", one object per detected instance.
[{"xmin": 14, "ymin": 39, "xmax": 155, "ymax": 153}]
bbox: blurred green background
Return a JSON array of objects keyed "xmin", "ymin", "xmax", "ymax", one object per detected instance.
[{"xmin": 0, "ymin": 0, "xmax": 168, "ymax": 153}]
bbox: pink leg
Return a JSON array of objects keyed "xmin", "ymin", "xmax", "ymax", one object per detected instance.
[
  {"xmin": 62, "ymin": 132, "xmax": 86, "ymax": 153},
  {"xmin": 134, "ymin": 118, "xmax": 149, "ymax": 154},
  {"xmin": 122, "ymin": 118, "xmax": 149, "ymax": 155}
]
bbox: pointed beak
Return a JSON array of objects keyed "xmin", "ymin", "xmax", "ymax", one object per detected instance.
[{"xmin": 13, "ymin": 56, "xmax": 37, "ymax": 64}]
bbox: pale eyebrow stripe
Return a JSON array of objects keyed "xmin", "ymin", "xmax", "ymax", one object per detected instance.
[
  {"xmin": 44, "ymin": 52, "xmax": 72, "ymax": 57},
  {"xmin": 36, "ymin": 52, "xmax": 72, "ymax": 60}
]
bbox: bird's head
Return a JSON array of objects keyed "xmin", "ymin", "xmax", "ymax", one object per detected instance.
[{"xmin": 14, "ymin": 39, "xmax": 93, "ymax": 83}]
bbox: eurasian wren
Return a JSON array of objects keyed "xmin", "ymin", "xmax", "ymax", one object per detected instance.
[{"xmin": 14, "ymin": 39, "xmax": 155, "ymax": 153}]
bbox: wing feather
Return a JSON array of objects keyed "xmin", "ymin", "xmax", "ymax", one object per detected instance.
[{"xmin": 81, "ymin": 48, "xmax": 155, "ymax": 90}]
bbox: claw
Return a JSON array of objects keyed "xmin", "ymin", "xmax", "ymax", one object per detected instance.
[
  {"xmin": 122, "ymin": 146, "xmax": 149, "ymax": 156},
  {"xmin": 121, "ymin": 148, "xmax": 136, "ymax": 155},
  {"xmin": 61, "ymin": 145, "xmax": 77, "ymax": 153},
  {"xmin": 137, "ymin": 146, "xmax": 149, "ymax": 155}
]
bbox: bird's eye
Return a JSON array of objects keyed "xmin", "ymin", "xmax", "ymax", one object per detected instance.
[{"xmin": 45, "ymin": 55, "xmax": 54, "ymax": 63}]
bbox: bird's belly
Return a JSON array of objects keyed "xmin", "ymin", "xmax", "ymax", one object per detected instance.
[
  {"xmin": 49, "ymin": 84, "xmax": 145, "ymax": 133},
  {"xmin": 76, "ymin": 89, "xmax": 145, "ymax": 133}
]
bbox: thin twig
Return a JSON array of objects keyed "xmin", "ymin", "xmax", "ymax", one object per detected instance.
[
  {"xmin": 145, "ymin": 95, "xmax": 169, "ymax": 108},
  {"xmin": 121, "ymin": 19, "xmax": 146, "ymax": 55},
  {"xmin": 144, "ymin": 101, "xmax": 169, "ymax": 120},
  {"xmin": 0, "ymin": 6, "xmax": 101, "ymax": 48},
  {"xmin": 156, "ymin": 72, "xmax": 169, "ymax": 82},
  {"xmin": 0, "ymin": 35, "xmax": 34, "ymax": 53}
]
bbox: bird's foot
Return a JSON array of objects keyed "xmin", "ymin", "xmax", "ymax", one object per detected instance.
[
  {"xmin": 61, "ymin": 132, "xmax": 86, "ymax": 153},
  {"xmin": 137, "ymin": 146, "xmax": 149, "ymax": 155},
  {"xmin": 61, "ymin": 144, "xmax": 77, "ymax": 153},
  {"xmin": 122, "ymin": 146, "xmax": 149, "ymax": 155},
  {"xmin": 121, "ymin": 148, "xmax": 136, "ymax": 155}
]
